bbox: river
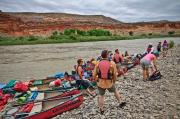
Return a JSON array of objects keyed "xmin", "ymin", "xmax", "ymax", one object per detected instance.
[{"xmin": 0, "ymin": 37, "xmax": 180, "ymax": 82}]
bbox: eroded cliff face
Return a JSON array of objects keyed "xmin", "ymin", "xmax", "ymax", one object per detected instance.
[{"xmin": 0, "ymin": 12, "xmax": 180, "ymax": 36}]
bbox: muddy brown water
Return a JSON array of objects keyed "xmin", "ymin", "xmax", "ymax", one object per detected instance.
[{"xmin": 0, "ymin": 37, "xmax": 180, "ymax": 83}]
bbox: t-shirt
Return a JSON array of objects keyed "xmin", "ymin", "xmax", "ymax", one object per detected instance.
[{"xmin": 144, "ymin": 54, "xmax": 156, "ymax": 61}]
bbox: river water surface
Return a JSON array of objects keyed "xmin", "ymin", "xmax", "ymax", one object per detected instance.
[{"xmin": 0, "ymin": 37, "xmax": 180, "ymax": 82}]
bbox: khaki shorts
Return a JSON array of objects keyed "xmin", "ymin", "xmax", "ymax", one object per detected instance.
[
  {"xmin": 98, "ymin": 85, "xmax": 116, "ymax": 95},
  {"xmin": 116, "ymin": 63, "xmax": 121, "ymax": 69},
  {"xmin": 140, "ymin": 58, "xmax": 151, "ymax": 69}
]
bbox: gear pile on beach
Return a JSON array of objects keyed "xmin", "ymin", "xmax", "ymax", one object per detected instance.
[{"xmin": 0, "ymin": 41, "xmax": 179, "ymax": 119}]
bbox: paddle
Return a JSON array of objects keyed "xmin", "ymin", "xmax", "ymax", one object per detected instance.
[
  {"xmin": 31, "ymin": 86, "xmax": 76, "ymax": 93},
  {"xmin": 13, "ymin": 95, "xmax": 73, "ymax": 107},
  {"xmin": 3, "ymin": 93, "xmax": 83, "ymax": 118},
  {"xmin": 13, "ymin": 89, "xmax": 80, "ymax": 107}
]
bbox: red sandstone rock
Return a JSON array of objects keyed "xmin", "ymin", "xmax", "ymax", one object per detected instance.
[{"xmin": 0, "ymin": 12, "xmax": 180, "ymax": 36}]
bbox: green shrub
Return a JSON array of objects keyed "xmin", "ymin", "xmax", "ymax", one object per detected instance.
[
  {"xmin": 77, "ymin": 30, "xmax": 86, "ymax": 36},
  {"xmin": 148, "ymin": 33, "xmax": 152, "ymax": 36},
  {"xmin": 169, "ymin": 40, "xmax": 175, "ymax": 48},
  {"xmin": 27, "ymin": 36, "xmax": 38, "ymax": 41},
  {"xmin": 129, "ymin": 31, "xmax": 133, "ymax": 36},
  {"xmin": 69, "ymin": 35, "xmax": 77, "ymax": 40},
  {"xmin": 52, "ymin": 31, "xmax": 58, "ymax": 36},
  {"xmin": 64, "ymin": 29, "xmax": 76, "ymax": 35},
  {"xmin": 86, "ymin": 29, "xmax": 111, "ymax": 36},
  {"xmin": 0, "ymin": 36, "xmax": 3, "ymax": 41},
  {"xmin": 168, "ymin": 31, "xmax": 175, "ymax": 35},
  {"xmin": 141, "ymin": 34, "xmax": 147, "ymax": 37}
]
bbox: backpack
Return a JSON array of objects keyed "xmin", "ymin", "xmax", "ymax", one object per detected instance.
[
  {"xmin": 149, "ymin": 71, "xmax": 162, "ymax": 81},
  {"xmin": 97, "ymin": 60, "xmax": 113, "ymax": 80}
]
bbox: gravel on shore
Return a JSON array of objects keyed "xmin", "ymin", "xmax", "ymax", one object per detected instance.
[{"xmin": 53, "ymin": 45, "xmax": 180, "ymax": 119}]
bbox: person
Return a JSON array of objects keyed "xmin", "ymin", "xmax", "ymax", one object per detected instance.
[
  {"xmin": 113, "ymin": 49, "xmax": 124, "ymax": 65},
  {"xmin": 63, "ymin": 72, "xmax": 72, "ymax": 82},
  {"xmin": 62, "ymin": 72, "xmax": 76, "ymax": 88},
  {"xmin": 124, "ymin": 51, "xmax": 129, "ymax": 57},
  {"xmin": 97, "ymin": 55, "xmax": 102, "ymax": 61},
  {"xmin": 162, "ymin": 40, "xmax": 168, "ymax": 50},
  {"xmin": 157, "ymin": 42, "xmax": 162, "ymax": 52},
  {"xmin": 140, "ymin": 53, "xmax": 158, "ymax": 81},
  {"xmin": 146, "ymin": 43, "xmax": 154, "ymax": 54},
  {"xmin": 108, "ymin": 51, "xmax": 113, "ymax": 61},
  {"xmin": 91, "ymin": 58, "xmax": 97, "ymax": 66},
  {"xmin": 93, "ymin": 50, "xmax": 126, "ymax": 114},
  {"xmin": 124, "ymin": 51, "xmax": 132, "ymax": 64},
  {"xmin": 113, "ymin": 49, "xmax": 124, "ymax": 76},
  {"xmin": 75, "ymin": 59, "xmax": 95, "ymax": 97},
  {"xmin": 162, "ymin": 40, "xmax": 168, "ymax": 57}
]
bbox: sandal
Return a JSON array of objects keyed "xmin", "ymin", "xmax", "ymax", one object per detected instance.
[
  {"xmin": 100, "ymin": 108, "xmax": 104, "ymax": 115},
  {"xmin": 119, "ymin": 102, "xmax": 126, "ymax": 108}
]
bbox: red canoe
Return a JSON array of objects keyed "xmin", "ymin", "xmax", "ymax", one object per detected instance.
[{"xmin": 4, "ymin": 89, "xmax": 83, "ymax": 119}]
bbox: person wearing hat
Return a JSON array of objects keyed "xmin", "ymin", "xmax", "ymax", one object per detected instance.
[{"xmin": 93, "ymin": 50, "xmax": 126, "ymax": 114}]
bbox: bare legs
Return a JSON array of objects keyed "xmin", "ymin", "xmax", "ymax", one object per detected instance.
[
  {"xmin": 114, "ymin": 90, "xmax": 122, "ymax": 103},
  {"xmin": 98, "ymin": 89, "xmax": 124, "ymax": 114},
  {"xmin": 98, "ymin": 95, "xmax": 105, "ymax": 111},
  {"xmin": 86, "ymin": 88, "xmax": 95, "ymax": 96},
  {"xmin": 142, "ymin": 67, "xmax": 149, "ymax": 81}
]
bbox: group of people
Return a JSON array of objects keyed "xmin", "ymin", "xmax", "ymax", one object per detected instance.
[
  {"xmin": 75, "ymin": 49, "xmax": 133, "ymax": 114},
  {"xmin": 52, "ymin": 40, "xmax": 170, "ymax": 114},
  {"xmin": 141, "ymin": 40, "xmax": 169, "ymax": 81}
]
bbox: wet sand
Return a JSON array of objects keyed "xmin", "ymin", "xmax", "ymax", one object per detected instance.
[{"xmin": 0, "ymin": 37, "xmax": 180, "ymax": 83}]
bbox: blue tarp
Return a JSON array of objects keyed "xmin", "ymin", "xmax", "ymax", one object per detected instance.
[{"xmin": 0, "ymin": 83, "xmax": 6, "ymax": 89}]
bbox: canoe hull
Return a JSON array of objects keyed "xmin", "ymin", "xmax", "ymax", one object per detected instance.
[{"xmin": 24, "ymin": 90, "xmax": 83, "ymax": 119}]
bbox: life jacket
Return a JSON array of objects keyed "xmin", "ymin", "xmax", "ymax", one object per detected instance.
[
  {"xmin": 147, "ymin": 48, "xmax": 151, "ymax": 53},
  {"xmin": 97, "ymin": 60, "xmax": 113, "ymax": 80},
  {"xmin": 49, "ymin": 79, "xmax": 62, "ymax": 87},
  {"xmin": 76, "ymin": 65, "xmax": 84, "ymax": 75},
  {"xmin": 13, "ymin": 82, "xmax": 29, "ymax": 92},
  {"xmin": 113, "ymin": 53, "xmax": 122, "ymax": 63}
]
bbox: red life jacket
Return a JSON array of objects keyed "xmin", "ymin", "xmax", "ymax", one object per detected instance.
[
  {"xmin": 13, "ymin": 82, "xmax": 29, "ymax": 92},
  {"xmin": 147, "ymin": 48, "xmax": 151, "ymax": 53},
  {"xmin": 76, "ymin": 65, "xmax": 84, "ymax": 77},
  {"xmin": 97, "ymin": 60, "xmax": 112, "ymax": 80},
  {"xmin": 114, "ymin": 53, "xmax": 122, "ymax": 63}
]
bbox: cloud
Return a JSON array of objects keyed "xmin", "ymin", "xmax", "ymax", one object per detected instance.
[{"xmin": 0, "ymin": 0, "xmax": 180, "ymax": 22}]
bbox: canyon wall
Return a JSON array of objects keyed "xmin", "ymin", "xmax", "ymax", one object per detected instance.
[{"xmin": 0, "ymin": 12, "xmax": 180, "ymax": 36}]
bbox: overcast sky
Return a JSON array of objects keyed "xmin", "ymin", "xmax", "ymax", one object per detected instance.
[{"xmin": 0, "ymin": 0, "xmax": 180, "ymax": 22}]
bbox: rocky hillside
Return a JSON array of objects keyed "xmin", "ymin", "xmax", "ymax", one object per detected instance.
[{"xmin": 0, "ymin": 12, "xmax": 180, "ymax": 36}]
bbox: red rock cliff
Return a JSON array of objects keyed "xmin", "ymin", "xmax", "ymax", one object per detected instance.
[{"xmin": 0, "ymin": 12, "xmax": 180, "ymax": 36}]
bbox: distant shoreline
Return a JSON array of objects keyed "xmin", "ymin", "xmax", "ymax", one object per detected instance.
[{"xmin": 0, "ymin": 34, "xmax": 180, "ymax": 46}]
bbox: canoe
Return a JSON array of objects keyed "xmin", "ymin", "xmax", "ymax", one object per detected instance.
[
  {"xmin": 29, "ymin": 81, "xmax": 75, "ymax": 93},
  {"xmin": 1, "ymin": 78, "xmax": 57, "ymax": 94},
  {"xmin": 29, "ymin": 77, "xmax": 57, "ymax": 89},
  {"xmin": 3, "ymin": 89, "xmax": 83, "ymax": 119}
]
